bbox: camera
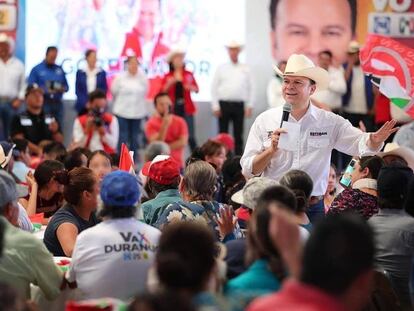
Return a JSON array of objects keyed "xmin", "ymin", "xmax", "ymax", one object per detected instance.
[{"xmin": 90, "ymin": 108, "xmax": 104, "ymax": 127}]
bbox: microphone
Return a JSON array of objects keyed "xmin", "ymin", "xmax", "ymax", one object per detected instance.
[{"xmin": 280, "ymin": 103, "xmax": 292, "ymax": 127}]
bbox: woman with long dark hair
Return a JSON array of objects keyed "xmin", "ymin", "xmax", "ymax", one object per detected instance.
[
  {"xmin": 43, "ymin": 167, "xmax": 99, "ymax": 256},
  {"xmin": 20, "ymin": 160, "xmax": 65, "ymax": 221},
  {"xmin": 160, "ymin": 49, "xmax": 199, "ymax": 150}
]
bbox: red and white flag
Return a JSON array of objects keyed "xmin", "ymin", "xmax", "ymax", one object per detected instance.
[
  {"xmin": 360, "ymin": 34, "xmax": 414, "ymax": 119},
  {"xmin": 118, "ymin": 143, "xmax": 135, "ymax": 174}
]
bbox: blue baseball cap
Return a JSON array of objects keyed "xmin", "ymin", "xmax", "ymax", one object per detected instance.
[{"xmin": 100, "ymin": 171, "xmax": 140, "ymax": 207}]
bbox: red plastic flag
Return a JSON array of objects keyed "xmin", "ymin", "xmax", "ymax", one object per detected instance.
[{"xmin": 118, "ymin": 143, "xmax": 134, "ymax": 174}]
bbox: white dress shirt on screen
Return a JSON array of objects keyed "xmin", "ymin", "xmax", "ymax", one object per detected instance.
[{"xmin": 241, "ymin": 104, "xmax": 382, "ymax": 196}]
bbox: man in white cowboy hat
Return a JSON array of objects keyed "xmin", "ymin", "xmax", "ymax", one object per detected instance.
[
  {"xmin": 241, "ymin": 53, "xmax": 397, "ymax": 222},
  {"xmin": 211, "ymin": 40, "xmax": 254, "ymax": 155},
  {"xmin": 0, "ymin": 33, "xmax": 25, "ymax": 141},
  {"xmin": 378, "ymin": 142, "xmax": 414, "ymax": 171}
]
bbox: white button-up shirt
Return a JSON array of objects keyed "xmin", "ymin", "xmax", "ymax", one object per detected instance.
[
  {"xmin": 111, "ymin": 70, "xmax": 148, "ymax": 119},
  {"xmin": 312, "ymin": 66, "xmax": 346, "ymax": 110},
  {"xmin": 211, "ymin": 62, "xmax": 254, "ymax": 110},
  {"xmin": 241, "ymin": 104, "xmax": 381, "ymax": 196},
  {"xmin": 0, "ymin": 56, "xmax": 25, "ymax": 99},
  {"xmin": 85, "ymin": 67, "xmax": 99, "ymax": 94}
]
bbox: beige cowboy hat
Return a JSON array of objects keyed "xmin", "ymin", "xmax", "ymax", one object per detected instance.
[
  {"xmin": 0, "ymin": 33, "xmax": 14, "ymax": 51},
  {"xmin": 225, "ymin": 40, "xmax": 244, "ymax": 49},
  {"xmin": 273, "ymin": 54, "xmax": 330, "ymax": 91},
  {"xmin": 347, "ymin": 40, "xmax": 361, "ymax": 54},
  {"xmin": 378, "ymin": 143, "xmax": 414, "ymax": 171},
  {"xmin": 166, "ymin": 47, "xmax": 186, "ymax": 63}
]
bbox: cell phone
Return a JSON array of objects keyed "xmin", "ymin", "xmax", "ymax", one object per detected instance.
[{"xmin": 339, "ymin": 158, "xmax": 358, "ymax": 188}]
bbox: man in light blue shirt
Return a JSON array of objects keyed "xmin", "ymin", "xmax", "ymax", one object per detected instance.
[{"xmin": 28, "ymin": 46, "xmax": 68, "ymax": 127}]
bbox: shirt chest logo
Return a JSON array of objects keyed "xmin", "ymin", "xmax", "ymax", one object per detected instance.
[
  {"xmin": 309, "ymin": 131, "xmax": 328, "ymax": 137},
  {"xmin": 267, "ymin": 131, "xmax": 273, "ymax": 139}
]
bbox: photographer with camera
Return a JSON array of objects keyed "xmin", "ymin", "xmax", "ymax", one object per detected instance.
[{"xmin": 72, "ymin": 90, "xmax": 119, "ymax": 154}]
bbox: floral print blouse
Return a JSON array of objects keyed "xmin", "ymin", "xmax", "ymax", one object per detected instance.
[
  {"xmin": 327, "ymin": 188, "xmax": 379, "ymax": 220},
  {"xmin": 154, "ymin": 200, "xmax": 243, "ymax": 242}
]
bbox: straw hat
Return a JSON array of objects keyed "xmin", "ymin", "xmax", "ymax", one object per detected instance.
[
  {"xmin": 378, "ymin": 143, "xmax": 414, "ymax": 171},
  {"xmin": 165, "ymin": 48, "xmax": 186, "ymax": 63},
  {"xmin": 347, "ymin": 40, "xmax": 361, "ymax": 54},
  {"xmin": 273, "ymin": 54, "xmax": 330, "ymax": 91},
  {"xmin": 225, "ymin": 40, "xmax": 244, "ymax": 49}
]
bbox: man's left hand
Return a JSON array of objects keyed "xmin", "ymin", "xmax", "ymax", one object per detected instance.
[
  {"xmin": 245, "ymin": 107, "xmax": 252, "ymax": 118},
  {"xmin": 369, "ymin": 119, "xmax": 398, "ymax": 149}
]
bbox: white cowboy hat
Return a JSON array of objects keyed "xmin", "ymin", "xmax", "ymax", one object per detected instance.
[
  {"xmin": 231, "ymin": 177, "xmax": 278, "ymax": 210},
  {"xmin": 273, "ymin": 54, "xmax": 330, "ymax": 91},
  {"xmin": 225, "ymin": 40, "xmax": 244, "ymax": 49},
  {"xmin": 378, "ymin": 142, "xmax": 414, "ymax": 171},
  {"xmin": 0, "ymin": 142, "xmax": 15, "ymax": 169},
  {"xmin": 166, "ymin": 48, "xmax": 186, "ymax": 63},
  {"xmin": 347, "ymin": 40, "xmax": 361, "ymax": 54}
]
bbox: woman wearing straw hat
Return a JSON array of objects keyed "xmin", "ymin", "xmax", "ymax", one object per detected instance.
[
  {"xmin": 241, "ymin": 53, "xmax": 398, "ymax": 223},
  {"xmin": 160, "ymin": 48, "xmax": 199, "ymax": 151}
]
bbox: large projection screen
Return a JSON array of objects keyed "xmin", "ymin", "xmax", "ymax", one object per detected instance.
[{"xmin": 25, "ymin": 0, "xmax": 245, "ymax": 101}]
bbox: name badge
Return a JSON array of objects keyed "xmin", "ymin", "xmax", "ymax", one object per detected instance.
[
  {"xmin": 20, "ymin": 117, "xmax": 33, "ymax": 126},
  {"xmin": 308, "ymin": 127, "xmax": 331, "ymax": 138}
]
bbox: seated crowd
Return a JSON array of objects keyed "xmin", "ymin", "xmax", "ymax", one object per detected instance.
[
  {"xmin": 1, "ymin": 47, "xmax": 414, "ymax": 311},
  {"xmin": 1, "ymin": 100, "xmax": 414, "ymax": 311}
]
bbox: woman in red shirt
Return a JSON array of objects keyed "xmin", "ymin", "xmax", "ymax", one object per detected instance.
[{"xmin": 161, "ymin": 49, "xmax": 199, "ymax": 150}]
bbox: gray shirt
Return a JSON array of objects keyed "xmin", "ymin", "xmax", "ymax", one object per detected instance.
[
  {"xmin": 368, "ymin": 209, "xmax": 414, "ymax": 306},
  {"xmin": 393, "ymin": 121, "xmax": 414, "ymax": 151}
]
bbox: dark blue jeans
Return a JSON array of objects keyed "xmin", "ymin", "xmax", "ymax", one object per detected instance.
[
  {"xmin": 117, "ymin": 116, "xmax": 142, "ymax": 160},
  {"xmin": 184, "ymin": 114, "xmax": 197, "ymax": 151},
  {"xmin": 0, "ymin": 99, "xmax": 14, "ymax": 140},
  {"xmin": 306, "ymin": 199, "xmax": 325, "ymax": 224}
]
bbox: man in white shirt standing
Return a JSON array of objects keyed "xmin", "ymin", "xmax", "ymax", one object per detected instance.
[
  {"xmin": 211, "ymin": 41, "xmax": 254, "ymax": 155},
  {"xmin": 67, "ymin": 170, "xmax": 161, "ymax": 300},
  {"xmin": 342, "ymin": 41, "xmax": 375, "ymax": 131},
  {"xmin": 312, "ymin": 50, "xmax": 347, "ymax": 113},
  {"xmin": 241, "ymin": 54, "xmax": 397, "ymax": 223},
  {"xmin": 0, "ymin": 33, "xmax": 25, "ymax": 140},
  {"xmin": 72, "ymin": 89, "xmax": 119, "ymax": 154}
]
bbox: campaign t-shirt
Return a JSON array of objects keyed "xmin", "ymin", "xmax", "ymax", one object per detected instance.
[
  {"xmin": 67, "ymin": 218, "xmax": 161, "ymax": 300},
  {"xmin": 145, "ymin": 114, "xmax": 188, "ymax": 166},
  {"xmin": 43, "ymin": 204, "xmax": 98, "ymax": 256},
  {"xmin": 10, "ymin": 110, "xmax": 57, "ymax": 144}
]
